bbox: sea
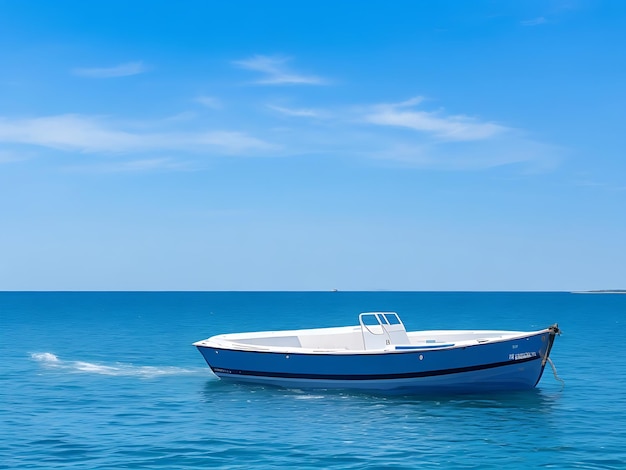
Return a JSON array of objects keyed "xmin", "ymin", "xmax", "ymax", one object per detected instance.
[{"xmin": 1, "ymin": 291, "xmax": 625, "ymax": 469}]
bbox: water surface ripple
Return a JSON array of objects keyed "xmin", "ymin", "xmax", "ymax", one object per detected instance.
[{"xmin": 1, "ymin": 292, "xmax": 625, "ymax": 469}]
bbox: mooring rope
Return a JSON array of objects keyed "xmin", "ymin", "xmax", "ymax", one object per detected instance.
[{"xmin": 547, "ymin": 357, "xmax": 565, "ymax": 388}]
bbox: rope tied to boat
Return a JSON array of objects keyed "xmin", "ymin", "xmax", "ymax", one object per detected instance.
[
  {"xmin": 549, "ymin": 323, "xmax": 562, "ymax": 336},
  {"xmin": 542, "ymin": 323, "xmax": 564, "ymax": 388},
  {"xmin": 547, "ymin": 357, "xmax": 565, "ymax": 389}
]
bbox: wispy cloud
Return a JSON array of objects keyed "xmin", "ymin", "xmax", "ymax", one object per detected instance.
[
  {"xmin": 254, "ymin": 96, "xmax": 561, "ymax": 171},
  {"xmin": 72, "ymin": 61, "xmax": 148, "ymax": 78},
  {"xmin": 364, "ymin": 137, "xmax": 561, "ymax": 171},
  {"xmin": 0, "ymin": 115, "xmax": 276, "ymax": 156},
  {"xmin": 66, "ymin": 157, "xmax": 194, "ymax": 173},
  {"xmin": 192, "ymin": 130, "xmax": 276, "ymax": 154},
  {"xmin": 0, "ymin": 149, "xmax": 27, "ymax": 163},
  {"xmin": 574, "ymin": 179, "xmax": 626, "ymax": 192},
  {"xmin": 233, "ymin": 55, "xmax": 327, "ymax": 85},
  {"xmin": 364, "ymin": 97, "xmax": 507, "ymax": 141},
  {"xmin": 267, "ymin": 105, "xmax": 325, "ymax": 118},
  {"xmin": 521, "ymin": 17, "xmax": 547, "ymax": 26},
  {"xmin": 391, "ymin": 96, "xmax": 426, "ymax": 108},
  {"xmin": 160, "ymin": 111, "xmax": 198, "ymax": 123},
  {"xmin": 0, "ymin": 90, "xmax": 560, "ymax": 173},
  {"xmin": 195, "ymin": 96, "xmax": 222, "ymax": 109}
]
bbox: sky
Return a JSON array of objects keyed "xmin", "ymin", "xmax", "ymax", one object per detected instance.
[{"xmin": 1, "ymin": 0, "xmax": 625, "ymax": 291}]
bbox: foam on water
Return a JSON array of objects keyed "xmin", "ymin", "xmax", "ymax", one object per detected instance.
[
  {"xmin": 31, "ymin": 352, "xmax": 204, "ymax": 378},
  {"xmin": 31, "ymin": 352, "xmax": 60, "ymax": 363}
]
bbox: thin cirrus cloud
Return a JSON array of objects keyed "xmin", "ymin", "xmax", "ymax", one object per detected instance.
[
  {"xmin": 364, "ymin": 97, "xmax": 508, "ymax": 141},
  {"xmin": 0, "ymin": 149, "xmax": 27, "ymax": 163},
  {"xmin": 257, "ymin": 95, "xmax": 556, "ymax": 171},
  {"xmin": 267, "ymin": 105, "xmax": 325, "ymax": 118},
  {"xmin": 195, "ymin": 96, "xmax": 222, "ymax": 109},
  {"xmin": 233, "ymin": 55, "xmax": 327, "ymax": 85},
  {"xmin": 72, "ymin": 61, "xmax": 148, "ymax": 78},
  {"xmin": 0, "ymin": 114, "xmax": 276, "ymax": 156},
  {"xmin": 353, "ymin": 97, "xmax": 562, "ymax": 170},
  {"xmin": 364, "ymin": 136, "xmax": 561, "ymax": 171},
  {"xmin": 67, "ymin": 157, "xmax": 194, "ymax": 173},
  {"xmin": 0, "ymin": 82, "xmax": 559, "ymax": 172}
]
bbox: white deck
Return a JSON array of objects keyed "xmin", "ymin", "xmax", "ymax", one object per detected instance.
[{"xmin": 194, "ymin": 311, "xmax": 530, "ymax": 354}]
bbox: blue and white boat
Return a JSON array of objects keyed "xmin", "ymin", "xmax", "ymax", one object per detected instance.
[{"xmin": 194, "ymin": 312, "xmax": 560, "ymax": 393}]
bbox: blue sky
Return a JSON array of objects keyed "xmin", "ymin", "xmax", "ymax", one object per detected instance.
[{"xmin": 1, "ymin": 0, "xmax": 624, "ymax": 291}]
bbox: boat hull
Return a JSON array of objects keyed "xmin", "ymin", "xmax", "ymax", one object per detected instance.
[{"xmin": 195, "ymin": 328, "xmax": 558, "ymax": 393}]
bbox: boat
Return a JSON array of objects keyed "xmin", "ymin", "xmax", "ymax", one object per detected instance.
[{"xmin": 193, "ymin": 312, "xmax": 561, "ymax": 393}]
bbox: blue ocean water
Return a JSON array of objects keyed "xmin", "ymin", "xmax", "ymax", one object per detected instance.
[{"xmin": 1, "ymin": 291, "xmax": 625, "ymax": 469}]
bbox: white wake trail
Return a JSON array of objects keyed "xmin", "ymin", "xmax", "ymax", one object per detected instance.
[{"xmin": 30, "ymin": 352, "xmax": 204, "ymax": 378}]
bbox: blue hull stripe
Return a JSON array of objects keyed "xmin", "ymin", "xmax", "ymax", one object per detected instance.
[
  {"xmin": 210, "ymin": 355, "xmax": 541, "ymax": 381},
  {"xmin": 395, "ymin": 344, "xmax": 455, "ymax": 350}
]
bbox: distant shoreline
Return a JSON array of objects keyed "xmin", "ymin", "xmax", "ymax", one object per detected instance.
[{"xmin": 571, "ymin": 290, "xmax": 626, "ymax": 294}]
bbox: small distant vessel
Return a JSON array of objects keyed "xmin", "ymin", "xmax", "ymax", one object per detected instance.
[{"xmin": 194, "ymin": 312, "xmax": 560, "ymax": 393}]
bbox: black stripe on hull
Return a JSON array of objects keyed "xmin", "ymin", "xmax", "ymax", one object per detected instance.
[{"xmin": 211, "ymin": 355, "xmax": 541, "ymax": 381}]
